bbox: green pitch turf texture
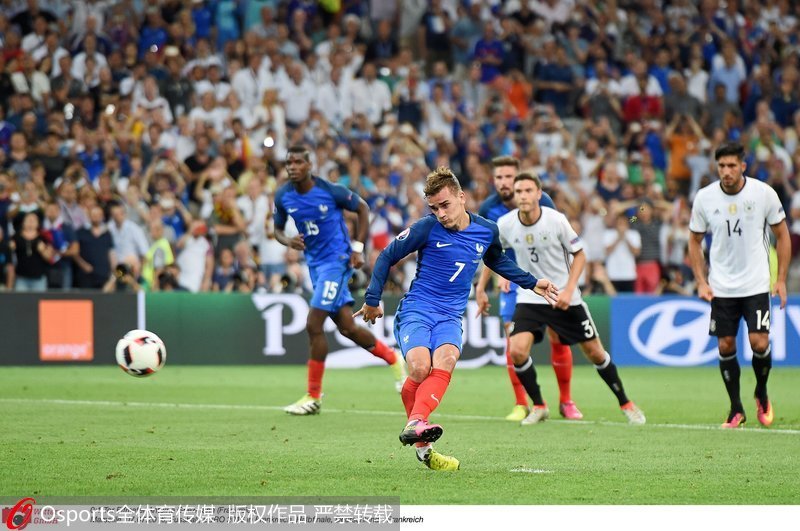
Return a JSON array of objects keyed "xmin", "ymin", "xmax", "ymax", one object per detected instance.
[{"xmin": 2, "ymin": 365, "xmax": 799, "ymax": 504}]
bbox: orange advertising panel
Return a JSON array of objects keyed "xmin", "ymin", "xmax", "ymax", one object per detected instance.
[{"xmin": 39, "ymin": 300, "xmax": 94, "ymax": 361}]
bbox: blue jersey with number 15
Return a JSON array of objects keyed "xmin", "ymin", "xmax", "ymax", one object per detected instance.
[
  {"xmin": 365, "ymin": 213, "xmax": 540, "ymax": 319},
  {"xmin": 274, "ymin": 177, "xmax": 360, "ymax": 268}
]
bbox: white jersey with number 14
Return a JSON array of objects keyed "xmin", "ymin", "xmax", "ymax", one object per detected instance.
[{"xmin": 689, "ymin": 177, "xmax": 785, "ymax": 298}]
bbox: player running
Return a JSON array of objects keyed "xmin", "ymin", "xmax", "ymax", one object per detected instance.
[
  {"xmin": 274, "ymin": 146, "xmax": 406, "ymax": 415},
  {"xmin": 496, "ymin": 173, "xmax": 645, "ymax": 425},
  {"xmin": 476, "ymin": 156, "xmax": 583, "ymax": 422},
  {"xmin": 354, "ymin": 167, "xmax": 559, "ymax": 470},
  {"xmin": 688, "ymin": 141, "xmax": 789, "ymax": 428}
]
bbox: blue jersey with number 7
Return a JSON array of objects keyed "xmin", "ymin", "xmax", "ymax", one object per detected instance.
[{"xmin": 364, "ymin": 213, "xmax": 540, "ymax": 318}]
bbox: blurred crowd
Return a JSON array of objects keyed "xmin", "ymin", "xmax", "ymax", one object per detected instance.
[{"xmin": 1, "ymin": 0, "xmax": 800, "ymax": 296}]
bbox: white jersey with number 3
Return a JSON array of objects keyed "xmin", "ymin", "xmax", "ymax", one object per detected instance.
[
  {"xmin": 689, "ymin": 177, "xmax": 785, "ymax": 298},
  {"xmin": 497, "ymin": 207, "xmax": 584, "ymax": 305}
]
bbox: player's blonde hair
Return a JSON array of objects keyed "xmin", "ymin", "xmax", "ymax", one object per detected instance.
[{"xmin": 423, "ymin": 167, "xmax": 462, "ymax": 197}]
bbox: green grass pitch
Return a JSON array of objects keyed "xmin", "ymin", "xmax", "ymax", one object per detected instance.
[{"xmin": 1, "ymin": 365, "xmax": 799, "ymax": 504}]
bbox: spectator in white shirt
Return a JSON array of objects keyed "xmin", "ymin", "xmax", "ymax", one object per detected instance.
[
  {"xmin": 176, "ymin": 220, "xmax": 214, "ymax": 292},
  {"xmin": 21, "ymin": 14, "xmax": 47, "ymax": 55},
  {"xmin": 133, "ymin": 76, "xmax": 174, "ymax": 125},
  {"xmin": 71, "ymin": 33, "xmax": 108, "ymax": 83},
  {"xmin": 619, "ymin": 59, "xmax": 663, "ymax": 98},
  {"xmin": 279, "ymin": 61, "xmax": 317, "ymax": 126},
  {"xmin": 423, "ymin": 83, "xmax": 454, "ymax": 142},
  {"xmin": 236, "ymin": 177, "xmax": 269, "ymax": 252},
  {"xmin": 108, "ymin": 202, "xmax": 149, "ymax": 277},
  {"xmin": 231, "ymin": 53, "xmax": 262, "ymax": 110},
  {"xmin": 350, "ymin": 62, "xmax": 392, "ymax": 126},
  {"xmin": 189, "ymin": 91, "xmax": 228, "ymax": 137},
  {"xmin": 315, "ymin": 67, "xmax": 353, "ymax": 130},
  {"xmin": 252, "ymin": 88, "xmax": 287, "ymax": 157},
  {"xmin": 34, "ymin": 31, "xmax": 69, "ymax": 77},
  {"xmin": 603, "ymin": 212, "xmax": 642, "ymax": 292},
  {"xmin": 11, "ymin": 54, "xmax": 50, "ymax": 109}
]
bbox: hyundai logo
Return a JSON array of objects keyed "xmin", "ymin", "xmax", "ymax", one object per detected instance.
[{"xmin": 629, "ymin": 300, "xmax": 718, "ymax": 366}]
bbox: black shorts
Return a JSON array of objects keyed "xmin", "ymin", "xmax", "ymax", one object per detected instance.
[
  {"xmin": 509, "ymin": 303, "xmax": 598, "ymax": 346},
  {"xmin": 710, "ymin": 293, "xmax": 771, "ymax": 337}
]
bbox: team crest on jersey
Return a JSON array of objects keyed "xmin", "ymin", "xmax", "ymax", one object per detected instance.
[
  {"xmin": 319, "ymin": 204, "xmax": 328, "ymax": 214},
  {"xmin": 476, "ymin": 243, "xmax": 484, "ymax": 254},
  {"xmin": 744, "ymin": 201, "xmax": 755, "ymax": 213},
  {"xmin": 728, "ymin": 204, "xmax": 737, "ymax": 215},
  {"xmin": 525, "ymin": 234, "xmax": 534, "ymax": 244},
  {"xmin": 397, "ymin": 228, "xmax": 410, "ymax": 241}
]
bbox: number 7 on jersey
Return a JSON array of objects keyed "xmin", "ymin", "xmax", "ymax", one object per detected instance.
[{"xmin": 449, "ymin": 262, "xmax": 465, "ymax": 282}]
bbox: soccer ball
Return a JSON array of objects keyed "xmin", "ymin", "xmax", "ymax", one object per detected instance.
[{"xmin": 115, "ymin": 329, "xmax": 166, "ymax": 377}]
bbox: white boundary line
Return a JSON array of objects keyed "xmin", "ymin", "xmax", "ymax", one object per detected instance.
[{"xmin": 1, "ymin": 397, "xmax": 799, "ymax": 435}]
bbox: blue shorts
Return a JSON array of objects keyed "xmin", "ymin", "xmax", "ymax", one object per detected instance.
[
  {"xmin": 309, "ymin": 261, "xmax": 354, "ymax": 313},
  {"xmin": 393, "ymin": 308, "xmax": 463, "ymax": 358},
  {"xmin": 499, "ymin": 287, "xmax": 518, "ymax": 323}
]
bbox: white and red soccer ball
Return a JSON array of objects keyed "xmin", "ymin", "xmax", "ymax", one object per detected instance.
[{"xmin": 115, "ymin": 329, "xmax": 166, "ymax": 377}]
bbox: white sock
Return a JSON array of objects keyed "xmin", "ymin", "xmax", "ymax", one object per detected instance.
[{"xmin": 416, "ymin": 444, "xmax": 431, "ymax": 460}]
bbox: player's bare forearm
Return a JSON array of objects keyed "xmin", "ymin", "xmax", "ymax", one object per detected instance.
[
  {"xmin": 476, "ymin": 264, "xmax": 491, "ymax": 294},
  {"xmin": 772, "ymin": 221, "xmax": 790, "ymax": 308},
  {"xmin": 354, "ymin": 198, "xmax": 370, "ymax": 247},
  {"xmin": 688, "ymin": 232, "xmax": 712, "ymax": 300},
  {"xmin": 773, "ymin": 221, "xmax": 790, "ymax": 284},
  {"xmin": 565, "ymin": 249, "xmax": 586, "ymax": 294}
]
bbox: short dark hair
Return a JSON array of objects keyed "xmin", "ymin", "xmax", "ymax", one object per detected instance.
[
  {"xmin": 714, "ymin": 141, "xmax": 745, "ymax": 161},
  {"xmin": 491, "ymin": 156, "xmax": 520, "ymax": 169},
  {"xmin": 514, "ymin": 172, "xmax": 542, "ymax": 189},
  {"xmin": 286, "ymin": 145, "xmax": 310, "ymax": 161},
  {"xmin": 423, "ymin": 167, "xmax": 461, "ymax": 197}
]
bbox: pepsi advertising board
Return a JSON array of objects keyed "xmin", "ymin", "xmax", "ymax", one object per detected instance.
[{"xmin": 610, "ymin": 295, "xmax": 800, "ymax": 366}]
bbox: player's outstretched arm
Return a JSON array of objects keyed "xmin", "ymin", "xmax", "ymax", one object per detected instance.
[{"xmin": 362, "ymin": 217, "xmax": 434, "ymax": 318}]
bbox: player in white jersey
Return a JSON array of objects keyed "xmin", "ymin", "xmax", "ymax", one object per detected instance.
[
  {"xmin": 496, "ymin": 173, "xmax": 646, "ymax": 425},
  {"xmin": 688, "ymin": 141, "xmax": 790, "ymax": 429}
]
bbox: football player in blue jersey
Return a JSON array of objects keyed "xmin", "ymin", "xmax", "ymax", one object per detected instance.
[
  {"xmin": 354, "ymin": 167, "xmax": 559, "ymax": 471},
  {"xmin": 274, "ymin": 146, "xmax": 407, "ymax": 415},
  {"xmin": 475, "ymin": 156, "xmax": 583, "ymax": 422}
]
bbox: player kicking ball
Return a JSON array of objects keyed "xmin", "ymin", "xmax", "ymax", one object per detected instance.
[
  {"xmin": 274, "ymin": 146, "xmax": 406, "ymax": 415},
  {"xmin": 354, "ymin": 167, "xmax": 559, "ymax": 470},
  {"xmin": 496, "ymin": 173, "xmax": 646, "ymax": 425}
]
